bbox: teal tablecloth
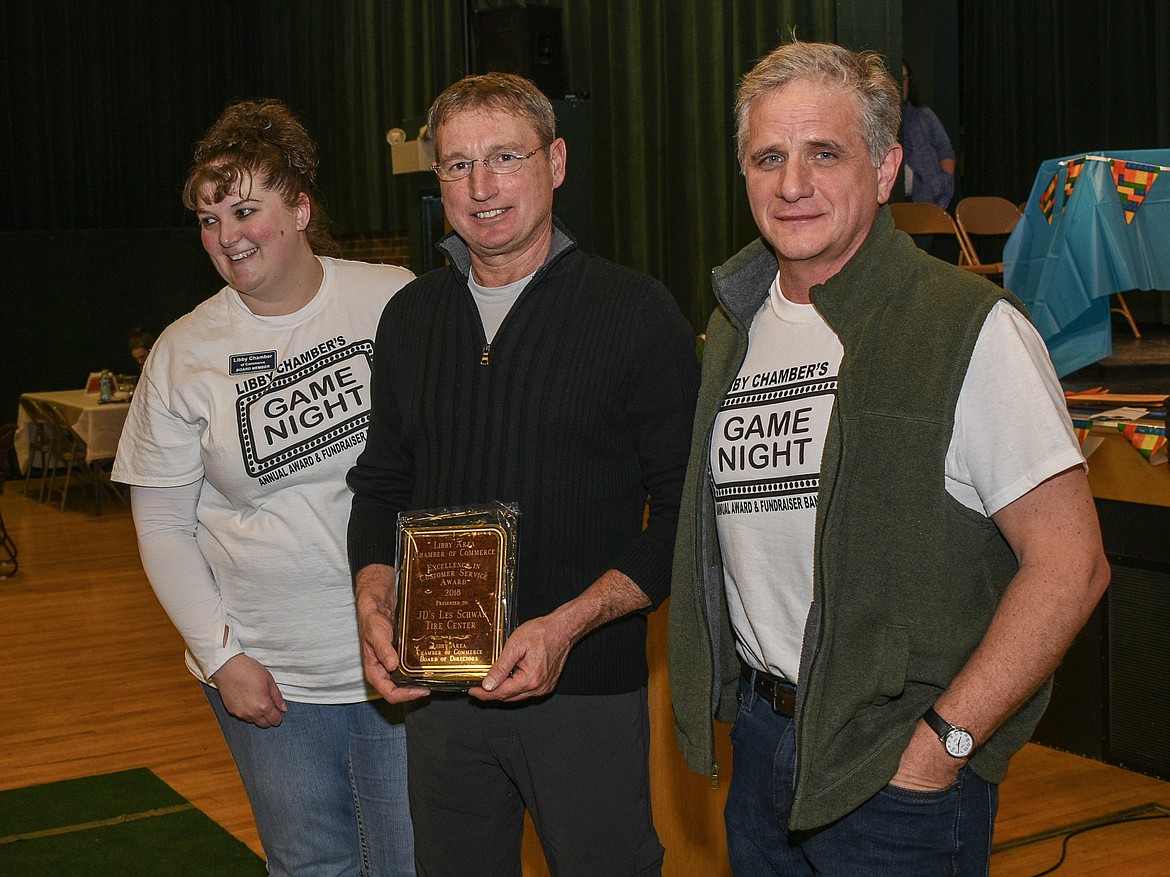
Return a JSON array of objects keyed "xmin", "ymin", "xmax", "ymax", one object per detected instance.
[{"xmin": 1004, "ymin": 149, "xmax": 1170, "ymax": 376}]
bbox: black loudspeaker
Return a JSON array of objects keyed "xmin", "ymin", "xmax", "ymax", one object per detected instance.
[
  {"xmin": 1108, "ymin": 560, "xmax": 1170, "ymax": 778},
  {"xmin": 552, "ymin": 98, "xmax": 592, "ymax": 252},
  {"xmin": 1032, "ymin": 498, "xmax": 1170, "ymax": 781},
  {"xmin": 474, "ymin": 5, "xmax": 567, "ymax": 99}
]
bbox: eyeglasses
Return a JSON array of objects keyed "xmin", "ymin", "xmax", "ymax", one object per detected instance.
[{"xmin": 431, "ymin": 145, "xmax": 547, "ymax": 182}]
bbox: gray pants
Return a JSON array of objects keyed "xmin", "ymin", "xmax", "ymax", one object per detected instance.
[{"xmin": 405, "ymin": 688, "xmax": 663, "ymax": 877}]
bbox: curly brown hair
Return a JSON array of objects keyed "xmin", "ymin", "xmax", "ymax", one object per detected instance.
[{"xmin": 182, "ymin": 99, "xmax": 338, "ymax": 256}]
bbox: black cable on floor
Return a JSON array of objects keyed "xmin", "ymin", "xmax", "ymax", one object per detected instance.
[{"xmin": 1027, "ymin": 813, "xmax": 1170, "ymax": 876}]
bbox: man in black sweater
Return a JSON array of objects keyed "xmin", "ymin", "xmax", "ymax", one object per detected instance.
[{"xmin": 347, "ymin": 73, "xmax": 699, "ymax": 876}]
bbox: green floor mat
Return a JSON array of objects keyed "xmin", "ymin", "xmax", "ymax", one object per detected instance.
[{"xmin": 0, "ymin": 768, "xmax": 265, "ymax": 876}]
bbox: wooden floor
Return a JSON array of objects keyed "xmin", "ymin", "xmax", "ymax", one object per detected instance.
[{"xmin": 2, "ymin": 483, "xmax": 1169, "ymax": 875}]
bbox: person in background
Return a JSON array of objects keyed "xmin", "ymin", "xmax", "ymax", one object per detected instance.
[
  {"xmin": 113, "ymin": 99, "xmax": 416, "ymax": 876},
  {"xmin": 126, "ymin": 327, "xmax": 154, "ymax": 371},
  {"xmin": 670, "ymin": 39, "xmax": 1109, "ymax": 876},
  {"xmin": 348, "ymin": 73, "xmax": 699, "ymax": 876},
  {"xmin": 901, "ymin": 59, "xmax": 957, "ymax": 211}
]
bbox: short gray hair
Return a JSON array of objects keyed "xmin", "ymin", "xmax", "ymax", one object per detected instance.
[
  {"xmin": 735, "ymin": 39, "xmax": 901, "ymax": 169},
  {"xmin": 428, "ymin": 73, "xmax": 556, "ymax": 154}
]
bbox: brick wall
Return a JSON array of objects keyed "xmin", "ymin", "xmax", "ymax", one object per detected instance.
[{"xmin": 336, "ymin": 231, "xmax": 412, "ymax": 270}]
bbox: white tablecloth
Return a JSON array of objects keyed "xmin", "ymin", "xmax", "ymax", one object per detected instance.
[{"xmin": 16, "ymin": 389, "xmax": 131, "ymax": 471}]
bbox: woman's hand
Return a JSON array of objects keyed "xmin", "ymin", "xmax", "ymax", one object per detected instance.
[{"xmin": 211, "ymin": 653, "xmax": 288, "ymax": 728}]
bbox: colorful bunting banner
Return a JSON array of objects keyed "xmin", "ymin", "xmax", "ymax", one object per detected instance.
[
  {"xmin": 1069, "ymin": 418, "xmax": 1166, "ymax": 465},
  {"xmin": 1061, "ymin": 159, "xmax": 1084, "ymax": 213},
  {"xmin": 1039, "ymin": 173, "xmax": 1057, "ymax": 224},
  {"xmin": 1110, "ymin": 159, "xmax": 1161, "ymax": 224},
  {"xmin": 1117, "ymin": 422, "xmax": 1168, "ymax": 465}
]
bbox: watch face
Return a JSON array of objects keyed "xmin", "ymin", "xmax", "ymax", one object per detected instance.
[{"xmin": 945, "ymin": 729, "xmax": 974, "ymax": 758}]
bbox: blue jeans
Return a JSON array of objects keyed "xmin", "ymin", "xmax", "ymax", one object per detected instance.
[
  {"xmin": 204, "ymin": 684, "xmax": 414, "ymax": 877},
  {"xmin": 725, "ymin": 676, "xmax": 996, "ymax": 876}
]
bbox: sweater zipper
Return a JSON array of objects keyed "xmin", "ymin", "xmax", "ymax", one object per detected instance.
[{"xmin": 468, "ymin": 245, "xmax": 562, "ymax": 368}]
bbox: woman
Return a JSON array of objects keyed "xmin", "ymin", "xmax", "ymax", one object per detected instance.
[
  {"xmin": 113, "ymin": 100, "xmax": 415, "ymax": 876},
  {"xmin": 902, "ymin": 60, "xmax": 957, "ymax": 210},
  {"xmin": 126, "ymin": 327, "xmax": 154, "ymax": 371}
]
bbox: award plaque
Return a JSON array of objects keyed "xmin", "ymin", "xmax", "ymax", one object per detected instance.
[{"xmin": 393, "ymin": 502, "xmax": 519, "ymax": 690}]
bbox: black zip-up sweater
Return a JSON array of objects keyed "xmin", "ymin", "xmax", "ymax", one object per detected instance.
[{"xmin": 348, "ymin": 222, "xmax": 700, "ymax": 695}]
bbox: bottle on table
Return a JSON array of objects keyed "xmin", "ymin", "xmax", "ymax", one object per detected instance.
[{"xmin": 99, "ymin": 369, "xmax": 115, "ymax": 403}]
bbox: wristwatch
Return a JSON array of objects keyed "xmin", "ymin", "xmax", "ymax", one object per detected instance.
[{"xmin": 922, "ymin": 706, "xmax": 975, "ymax": 758}]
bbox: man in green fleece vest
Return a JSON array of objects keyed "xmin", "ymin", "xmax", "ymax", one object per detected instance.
[{"xmin": 669, "ymin": 39, "xmax": 1109, "ymax": 875}]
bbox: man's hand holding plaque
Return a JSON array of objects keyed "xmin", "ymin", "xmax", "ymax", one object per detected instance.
[
  {"xmin": 392, "ymin": 503, "xmax": 519, "ymax": 690},
  {"xmin": 471, "ymin": 568, "xmax": 652, "ymax": 702}
]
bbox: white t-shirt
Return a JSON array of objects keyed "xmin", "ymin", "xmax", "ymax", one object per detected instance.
[
  {"xmin": 113, "ymin": 256, "xmax": 413, "ymax": 702},
  {"xmin": 468, "ymin": 270, "xmax": 533, "ymax": 343},
  {"xmin": 711, "ymin": 274, "xmax": 1084, "ymax": 683}
]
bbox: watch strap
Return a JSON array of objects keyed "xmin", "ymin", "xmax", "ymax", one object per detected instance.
[
  {"xmin": 922, "ymin": 706, "xmax": 952, "ymax": 740},
  {"xmin": 923, "ymin": 706, "xmax": 975, "ymax": 757}
]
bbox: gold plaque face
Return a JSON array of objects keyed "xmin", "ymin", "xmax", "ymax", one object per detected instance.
[{"xmin": 394, "ymin": 524, "xmax": 510, "ymax": 689}]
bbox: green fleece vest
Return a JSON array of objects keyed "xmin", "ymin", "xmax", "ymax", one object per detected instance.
[{"xmin": 670, "ymin": 207, "xmax": 1051, "ymax": 831}]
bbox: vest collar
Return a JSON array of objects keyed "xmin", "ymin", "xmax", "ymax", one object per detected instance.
[
  {"xmin": 809, "ymin": 206, "xmax": 910, "ymax": 344},
  {"xmin": 711, "ymin": 205, "xmax": 905, "ymax": 333}
]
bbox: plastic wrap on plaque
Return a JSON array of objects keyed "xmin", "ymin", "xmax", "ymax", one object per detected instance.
[{"xmin": 393, "ymin": 502, "xmax": 519, "ymax": 690}]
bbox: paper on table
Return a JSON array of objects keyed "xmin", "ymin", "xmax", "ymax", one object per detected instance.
[{"xmin": 1089, "ymin": 407, "xmax": 1149, "ymax": 421}]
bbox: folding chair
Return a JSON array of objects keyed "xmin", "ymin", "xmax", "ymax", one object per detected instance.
[
  {"xmin": 0, "ymin": 423, "xmax": 18, "ymax": 577},
  {"xmin": 888, "ymin": 202, "xmax": 973, "ymax": 270},
  {"xmin": 953, "ymin": 196, "xmax": 1022, "ymax": 280},
  {"xmin": 18, "ymin": 396, "xmax": 57, "ymax": 502},
  {"xmin": 39, "ymin": 403, "xmax": 101, "ymax": 513},
  {"xmin": 1110, "ymin": 293, "xmax": 1142, "ymax": 339}
]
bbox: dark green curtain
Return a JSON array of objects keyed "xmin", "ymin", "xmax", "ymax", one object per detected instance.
[
  {"xmin": 1, "ymin": 0, "xmax": 465, "ymax": 233},
  {"xmin": 2, "ymin": 0, "xmax": 835, "ymax": 330},
  {"xmin": 960, "ymin": 0, "xmax": 1170, "ymax": 204},
  {"xmin": 558, "ymin": 1, "xmax": 835, "ymax": 325}
]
